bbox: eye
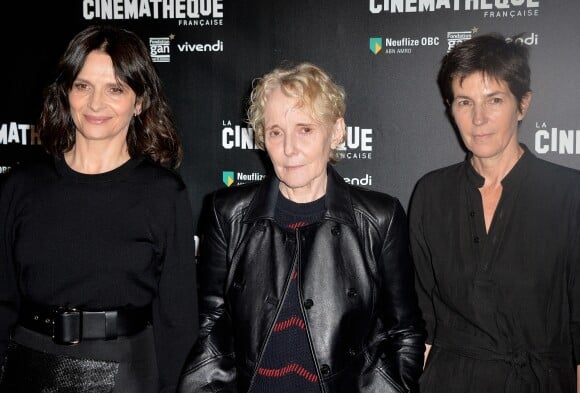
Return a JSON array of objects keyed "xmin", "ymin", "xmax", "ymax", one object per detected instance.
[
  {"xmin": 489, "ymin": 96, "xmax": 503, "ymax": 105},
  {"xmin": 72, "ymin": 82, "xmax": 89, "ymax": 91},
  {"xmin": 300, "ymin": 127, "xmax": 312, "ymax": 134},
  {"xmin": 267, "ymin": 128, "xmax": 282, "ymax": 138},
  {"xmin": 455, "ymin": 99, "xmax": 471, "ymax": 107},
  {"xmin": 108, "ymin": 85, "xmax": 125, "ymax": 95}
]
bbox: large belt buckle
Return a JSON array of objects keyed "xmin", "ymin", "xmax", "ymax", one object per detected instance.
[{"xmin": 52, "ymin": 308, "xmax": 82, "ymax": 345}]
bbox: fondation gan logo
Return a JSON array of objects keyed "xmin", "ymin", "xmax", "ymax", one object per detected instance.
[
  {"xmin": 369, "ymin": 37, "xmax": 382, "ymax": 54},
  {"xmin": 446, "ymin": 30, "xmax": 473, "ymax": 53},
  {"xmin": 149, "ymin": 36, "xmax": 172, "ymax": 63}
]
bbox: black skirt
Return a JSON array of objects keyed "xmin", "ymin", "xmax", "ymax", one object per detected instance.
[{"xmin": 0, "ymin": 324, "xmax": 158, "ymax": 393}]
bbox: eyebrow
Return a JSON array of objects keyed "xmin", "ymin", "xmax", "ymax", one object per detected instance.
[
  {"xmin": 295, "ymin": 122, "xmax": 315, "ymax": 127},
  {"xmin": 454, "ymin": 90, "xmax": 509, "ymax": 100},
  {"xmin": 265, "ymin": 121, "xmax": 316, "ymax": 129},
  {"xmin": 73, "ymin": 76, "xmax": 126, "ymax": 86}
]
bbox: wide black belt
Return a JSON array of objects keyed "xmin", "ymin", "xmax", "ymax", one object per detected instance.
[{"xmin": 19, "ymin": 302, "xmax": 152, "ymax": 345}]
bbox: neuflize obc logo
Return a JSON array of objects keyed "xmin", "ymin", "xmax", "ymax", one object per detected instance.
[
  {"xmin": 221, "ymin": 170, "xmax": 266, "ymax": 186},
  {"xmin": 222, "ymin": 171, "xmax": 235, "ymax": 187},
  {"xmin": 369, "ymin": 37, "xmax": 382, "ymax": 54}
]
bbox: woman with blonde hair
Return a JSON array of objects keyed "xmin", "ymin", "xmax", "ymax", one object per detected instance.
[{"xmin": 178, "ymin": 62, "xmax": 425, "ymax": 393}]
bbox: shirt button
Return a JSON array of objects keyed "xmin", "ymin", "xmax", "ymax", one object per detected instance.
[
  {"xmin": 473, "ymin": 236, "xmax": 480, "ymax": 243},
  {"xmin": 320, "ymin": 364, "xmax": 330, "ymax": 375},
  {"xmin": 469, "ymin": 211, "xmax": 476, "ymax": 217},
  {"xmin": 331, "ymin": 226, "xmax": 341, "ymax": 236},
  {"xmin": 232, "ymin": 281, "xmax": 244, "ymax": 291},
  {"xmin": 303, "ymin": 299, "xmax": 314, "ymax": 309},
  {"xmin": 347, "ymin": 288, "xmax": 358, "ymax": 298}
]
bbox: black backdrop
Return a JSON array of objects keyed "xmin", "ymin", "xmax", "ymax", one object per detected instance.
[{"xmin": 1, "ymin": 1, "xmax": 579, "ymax": 238}]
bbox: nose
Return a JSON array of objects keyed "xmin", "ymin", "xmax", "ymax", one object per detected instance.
[
  {"xmin": 472, "ymin": 103, "xmax": 487, "ymax": 126},
  {"xmin": 87, "ymin": 88, "xmax": 106, "ymax": 111},
  {"xmin": 283, "ymin": 132, "xmax": 297, "ymax": 156}
]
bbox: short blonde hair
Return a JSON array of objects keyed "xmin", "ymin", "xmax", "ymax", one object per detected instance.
[{"xmin": 247, "ymin": 62, "xmax": 346, "ymax": 162}]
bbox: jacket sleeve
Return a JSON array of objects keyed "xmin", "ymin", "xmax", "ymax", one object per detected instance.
[
  {"xmin": 379, "ymin": 198, "xmax": 426, "ymax": 393},
  {"xmin": 177, "ymin": 192, "xmax": 237, "ymax": 393}
]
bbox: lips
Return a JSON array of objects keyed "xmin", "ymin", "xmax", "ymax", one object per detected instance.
[
  {"xmin": 472, "ymin": 133, "xmax": 493, "ymax": 140},
  {"xmin": 284, "ymin": 164, "xmax": 305, "ymax": 171},
  {"xmin": 84, "ymin": 115, "xmax": 110, "ymax": 124}
]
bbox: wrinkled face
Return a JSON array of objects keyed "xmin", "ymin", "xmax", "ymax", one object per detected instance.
[
  {"xmin": 68, "ymin": 50, "xmax": 141, "ymax": 147},
  {"xmin": 264, "ymin": 87, "xmax": 343, "ymax": 202},
  {"xmin": 451, "ymin": 71, "xmax": 530, "ymax": 161}
]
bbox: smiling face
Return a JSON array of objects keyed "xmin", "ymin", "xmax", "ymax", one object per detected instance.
[
  {"xmin": 451, "ymin": 71, "xmax": 531, "ymax": 162},
  {"xmin": 68, "ymin": 50, "xmax": 142, "ymax": 149},
  {"xmin": 264, "ymin": 87, "xmax": 344, "ymax": 203}
]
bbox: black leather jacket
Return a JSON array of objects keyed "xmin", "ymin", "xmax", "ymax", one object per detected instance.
[{"xmin": 178, "ymin": 167, "xmax": 425, "ymax": 393}]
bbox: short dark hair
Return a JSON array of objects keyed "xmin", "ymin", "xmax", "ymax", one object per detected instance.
[
  {"xmin": 39, "ymin": 24, "xmax": 182, "ymax": 168},
  {"xmin": 438, "ymin": 33, "xmax": 531, "ymax": 113}
]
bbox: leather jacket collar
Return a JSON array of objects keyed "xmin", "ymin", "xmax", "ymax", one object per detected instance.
[{"xmin": 243, "ymin": 165, "xmax": 357, "ymax": 227}]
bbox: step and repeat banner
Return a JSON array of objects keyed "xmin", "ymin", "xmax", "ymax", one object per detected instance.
[{"xmin": 1, "ymin": 1, "xmax": 579, "ymax": 230}]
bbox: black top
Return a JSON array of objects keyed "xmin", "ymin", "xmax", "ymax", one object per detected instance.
[
  {"xmin": 0, "ymin": 156, "xmax": 198, "ymax": 391},
  {"xmin": 410, "ymin": 145, "xmax": 580, "ymax": 392},
  {"xmin": 249, "ymin": 192, "xmax": 325, "ymax": 393},
  {"xmin": 274, "ymin": 191, "xmax": 326, "ymax": 229}
]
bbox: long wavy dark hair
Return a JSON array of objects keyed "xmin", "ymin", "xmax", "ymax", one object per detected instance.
[{"xmin": 39, "ymin": 24, "xmax": 183, "ymax": 168}]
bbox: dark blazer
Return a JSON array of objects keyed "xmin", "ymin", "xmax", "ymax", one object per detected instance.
[{"xmin": 178, "ymin": 166, "xmax": 425, "ymax": 393}]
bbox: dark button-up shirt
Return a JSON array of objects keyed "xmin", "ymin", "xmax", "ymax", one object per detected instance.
[{"xmin": 410, "ymin": 145, "xmax": 580, "ymax": 392}]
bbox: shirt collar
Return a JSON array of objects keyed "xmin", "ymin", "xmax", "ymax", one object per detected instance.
[{"xmin": 464, "ymin": 143, "xmax": 532, "ymax": 189}]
